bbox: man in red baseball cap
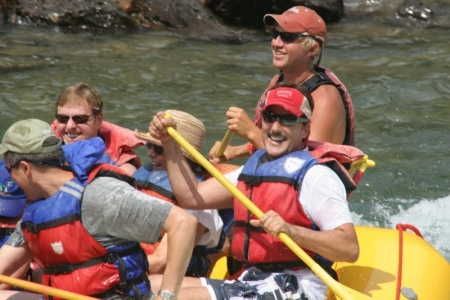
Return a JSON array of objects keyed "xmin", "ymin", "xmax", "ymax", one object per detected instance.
[
  {"xmin": 209, "ymin": 6, "xmax": 355, "ymax": 164},
  {"xmin": 149, "ymin": 83, "xmax": 360, "ymax": 299}
]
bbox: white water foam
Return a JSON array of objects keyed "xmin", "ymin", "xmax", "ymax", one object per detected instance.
[{"xmin": 353, "ymin": 195, "xmax": 450, "ymax": 262}]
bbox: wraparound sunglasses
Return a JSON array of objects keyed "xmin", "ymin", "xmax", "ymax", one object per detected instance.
[{"xmin": 55, "ymin": 113, "xmax": 94, "ymax": 124}]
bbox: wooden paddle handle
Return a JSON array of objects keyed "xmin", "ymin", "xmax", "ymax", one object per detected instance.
[
  {"xmin": 0, "ymin": 275, "xmax": 98, "ymax": 300},
  {"xmin": 215, "ymin": 129, "xmax": 234, "ymax": 157},
  {"xmin": 164, "ymin": 114, "xmax": 372, "ymax": 300}
]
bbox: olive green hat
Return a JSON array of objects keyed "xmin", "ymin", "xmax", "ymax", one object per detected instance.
[{"xmin": 0, "ymin": 119, "xmax": 61, "ymax": 155}]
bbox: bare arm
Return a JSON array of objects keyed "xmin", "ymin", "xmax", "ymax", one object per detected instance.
[
  {"xmin": 309, "ymin": 85, "xmax": 347, "ymax": 145},
  {"xmin": 149, "ymin": 112, "xmax": 234, "ymax": 210},
  {"xmin": 148, "ymin": 222, "xmax": 206, "ymax": 274},
  {"xmin": 209, "ymin": 107, "xmax": 264, "ymax": 163},
  {"xmin": 209, "ymin": 143, "xmax": 250, "ymax": 164},
  {"xmin": 0, "ymin": 244, "xmax": 33, "ymax": 290},
  {"xmin": 118, "ymin": 162, "xmax": 137, "ymax": 175},
  {"xmin": 250, "ymin": 212, "xmax": 359, "ymax": 263},
  {"xmin": 158, "ymin": 205, "xmax": 198, "ymax": 296}
]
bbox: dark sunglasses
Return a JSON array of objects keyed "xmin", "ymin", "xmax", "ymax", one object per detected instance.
[
  {"xmin": 271, "ymin": 29, "xmax": 312, "ymax": 44},
  {"xmin": 55, "ymin": 113, "xmax": 94, "ymax": 124},
  {"xmin": 5, "ymin": 163, "xmax": 16, "ymax": 174},
  {"xmin": 5, "ymin": 159, "xmax": 59, "ymax": 174},
  {"xmin": 262, "ymin": 111, "xmax": 308, "ymax": 127},
  {"xmin": 146, "ymin": 143, "xmax": 164, "ymax": 155}
]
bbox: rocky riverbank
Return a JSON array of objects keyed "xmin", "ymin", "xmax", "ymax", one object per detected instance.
[{"xmin": 0, "ymin": 0, "xmax": 448, "ymax": 43}]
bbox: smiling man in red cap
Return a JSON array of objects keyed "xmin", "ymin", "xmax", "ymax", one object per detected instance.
[
  {"xmin": 149, "ymin": 83, "xmax": 360, "ymax": 300},
  {"xmin": 209, "ymin": 6, "xmax": 355, "ymax": 164}
]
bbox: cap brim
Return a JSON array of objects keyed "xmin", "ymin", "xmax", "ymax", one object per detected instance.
[
  {"xmin": 264, "ymin": 100, "xmax": 311, "ymax": 120},
  {"xmin": 263, "ymin": 14, "xmax": 306, "ymax": 33},
  {"xmin": 0, "ymin": 144, "xmax": 8, "ymax": 156},
  {"xmin": 134, "ymin": 129, "xmax": 162, "ymax": 146}
]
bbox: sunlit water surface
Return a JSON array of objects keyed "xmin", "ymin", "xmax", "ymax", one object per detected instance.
[{"xmin": 1, "ymin": 21, "xmax": 449, "ymax": 262}]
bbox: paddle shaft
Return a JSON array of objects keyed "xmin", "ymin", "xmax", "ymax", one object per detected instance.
[
  {"xmin": 166, "ymin": 123, "xmax": 373, "ymax": 300},
  {"xmin": 0, "ymin": 275, "xmax": 98, "ymax": 300},
  {"xmin": 215, "ymin": 129, "xmax": 234, "ymax": 157}
]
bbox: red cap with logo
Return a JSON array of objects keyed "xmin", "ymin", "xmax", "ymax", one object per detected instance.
[
  {"xmin": 263, "ymin": 6, "xmax": 326, "ymax": 43},
  {"xmin": 262, "ymin": 87, "xmax": 312, "ymax": 119}
]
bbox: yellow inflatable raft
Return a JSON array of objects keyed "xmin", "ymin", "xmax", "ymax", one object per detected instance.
[{"xmin": 210, "ymin": 225, "xmax": 450, "ymax": 300}]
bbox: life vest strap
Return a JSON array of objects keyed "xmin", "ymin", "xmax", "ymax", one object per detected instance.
[
  {"xmin": 92, "ymin": 273, "xmax": 151, "ymax": 300},
  {"xmin": 0, "ymin": 228, "xmax": 16, "ymax": 236},
  {"xmin": 21, "ymin": 214, "xmax": 81, "ymax": 234},
  {"xmin": 234, "ymin": 221, "xmax": 265, "ymax": 232},
  {"xmin": 94, "ymin": 169, "xmax": 136, "ymax": 185},
  {"xmin": 238, "ymin": 174, "xmax": 297, "ymax": 187},
  {"xmin": 42, "ymin": 243, "xmax": 142, "ymax": 275},
  {"xmin": 301, "ymin": 72, "xmax": 333, "ymax": 94},
  {"xmin": 135, "ymin": 179, "xmax": 178, "ymax": 203}
]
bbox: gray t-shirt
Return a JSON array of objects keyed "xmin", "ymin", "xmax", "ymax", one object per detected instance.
[{"xmin": 6, "ymin": 177, "xmax": 172, "ymax": 248}]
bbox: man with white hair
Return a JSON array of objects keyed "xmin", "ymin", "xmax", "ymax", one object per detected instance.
[{"xmin": 150, "ymin": 83, "xmax": 359, "ymax": 300}]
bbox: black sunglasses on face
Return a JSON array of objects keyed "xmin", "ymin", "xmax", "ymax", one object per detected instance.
[
  {"xmin": 55, "ymin": 113, "xmax": 94, "ymax": 124},
  {"xmin": 146, "ymin": 143, "xmax": 164, "ymax": 155},
  {"xmin": 262, "ymin": 111, "xmax": 308, "ymax": 127},
  {"xmin": 5, "ymin": 163, "xmax": 17, "ymax": 174},
  {"xmin": 5, "ymin": 159, "xmax": 57, "ymax": 174},
  {"xmin": 271, "ymin": 29, "xmax": 312, "ymax": 44}
]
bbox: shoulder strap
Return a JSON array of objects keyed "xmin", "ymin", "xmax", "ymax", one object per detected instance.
[{"xmin": 88, "ymin": 164, "xmax": 136, "ymax": 187}]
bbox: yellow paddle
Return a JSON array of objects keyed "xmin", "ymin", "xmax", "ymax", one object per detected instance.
[
  {"xmin": 164, "ymin": 115, "xmax": 373, "ymax": 300},
  {"xmin": 0, "ymin": 274, "xmax": 98, "ymax": 299},
  {"xmin": 215, "ymin": 129, "xmax": 234, "ymax": 157}
]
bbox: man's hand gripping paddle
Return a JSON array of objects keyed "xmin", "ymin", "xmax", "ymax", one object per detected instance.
[{"xmin": 164, "ymin": 113, "xmax": 373, "ymax": 300}]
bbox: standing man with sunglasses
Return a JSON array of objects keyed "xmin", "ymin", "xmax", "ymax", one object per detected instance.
[
  {"xmin": 51, "ymin": 83, "xmax": 144, "ymax": 174},
  {"xmin": 209, "ymin": 6, "xmax": 355, "ymax": 164},
  {"xmin": 149, "ymin": 84, "xmax": 359, "ymax": 300}
]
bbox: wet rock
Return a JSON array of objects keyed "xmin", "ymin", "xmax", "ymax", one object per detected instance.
[
  {"xmin": 4, "ymin": 0, "xmax": 138, "ymax": 31},
  {"xmin": 128, "ymin": 0, "xmax": 258, "ymax": 43},
  {"xmin": 0, "ymin": 0, "xmax": 344, "ymax": 42},
  {"xmin": 203, "ymin": 0, "xmax": 345, "ymax": 27}
]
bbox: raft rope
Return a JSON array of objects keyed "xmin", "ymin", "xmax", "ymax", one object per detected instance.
[{"xmin": 395, "ymin": 223, "xmax": 424, "ymax": 300}]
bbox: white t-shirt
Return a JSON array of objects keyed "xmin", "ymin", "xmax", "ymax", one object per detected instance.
[
  {"xmin": 187, "ymin": 208, "xmax": 223, "ymax": 248},
  {"xmin": 223, "ymin": 163, "xmax": 352, "ymax": 300},
  {"xmin": 224, "ymin": 164, "xmax": 352, "ymax": 231},
  {"xmin": 133, "ymin": 164, "xmax": 224, "ymax": 249}
]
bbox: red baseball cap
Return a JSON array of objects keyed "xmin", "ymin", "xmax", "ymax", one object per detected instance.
[
  {"xmin": 261, "ymin": 87, "xmax": 312, "ymax": 119},
  {"xmin": 263, "ymin": 6, "xmax": 326, "ymax": 43}
]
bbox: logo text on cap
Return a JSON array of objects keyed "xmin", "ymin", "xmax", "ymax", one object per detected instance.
[{"xmin": 276, "ymin": 89, "xmax": 294, "ymax": 99}]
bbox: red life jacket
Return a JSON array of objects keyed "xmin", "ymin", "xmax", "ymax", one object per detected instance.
[
  {"xmin": 231, "ymin": 150, "xmax": 318, "ymax": 266},
  {"xmin": 99, "ymin": 121, "xmax": 144, "ymax": 167},
  {"xmin": 232, "ymin": 142, "xmax": 364, "ymax": 269},
  {"xmin": 22, "ymin": 164, "xmax": 149, "ymax": 299},
  {"xmin": 307, "ymin": 140, "xmax": 364, "ymax": 199},
  {"xmin": 254, "ymin": 66, "xmax": 355, "ymax": 146}
]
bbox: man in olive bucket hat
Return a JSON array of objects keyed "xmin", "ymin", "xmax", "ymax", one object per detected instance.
[
  {"xmin": 209, "ymin": 5, "xmax": 355, "ymax": 163},
  {"xmin": 134, "ymin": 110, "xmax": 233, "ymax": 278},
  {"xmin": 0, "ymin": 118, "xmax": 197, "ymax": 299}
]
